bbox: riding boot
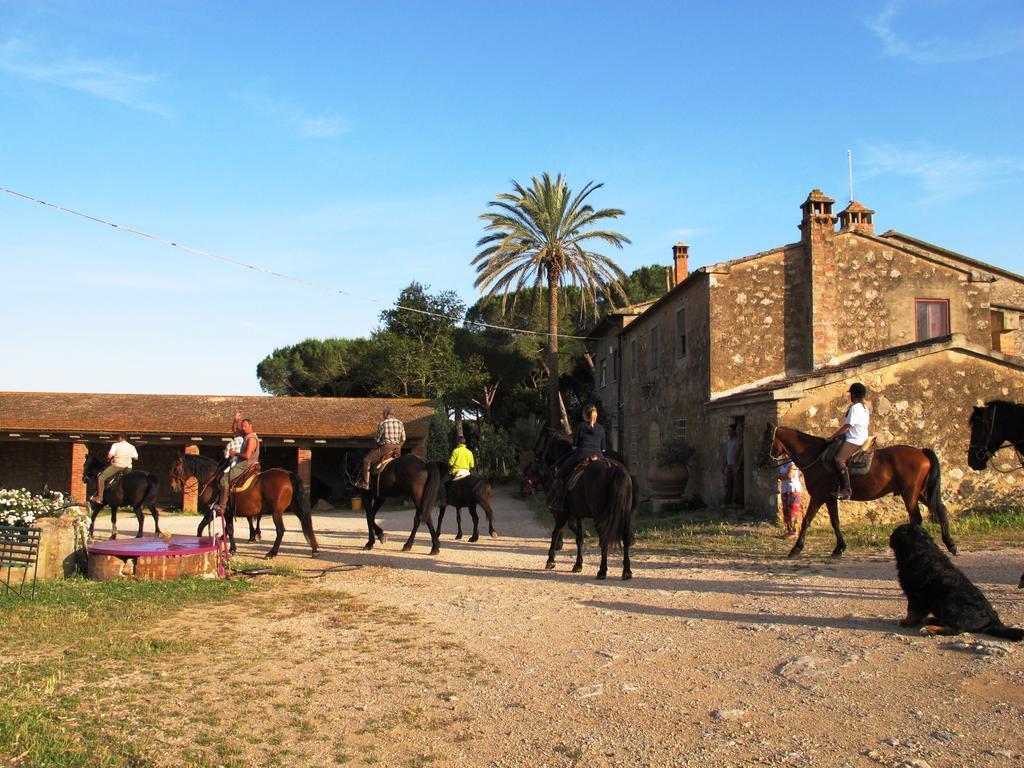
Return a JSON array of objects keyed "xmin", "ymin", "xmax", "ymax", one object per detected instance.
[
  {"xmin": 833, "ymin": 467, "xmax": 852, "ymax": 500},
  {"xmin": 91, "ymin": 481, "xmax": 104, "ymax": 504},
  {"xmin": 215, "ymin": 485, "xmax": 229, "ymax": 512}
]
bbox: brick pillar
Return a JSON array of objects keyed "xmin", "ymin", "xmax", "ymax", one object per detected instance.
[
  {"xmin": 70, "ymin": 442, "xmax": 88, "ymax": 503},
  {"xmin": 799, "ymin": 189, "xmax": 839, "ymax": 368},
  {"xmin": 183, "ymin": 444, "xmax": 200, "ymax": 514},
  {"xmin": 297, "ymin": 448, "xmax": 312, "ymax": 504}
]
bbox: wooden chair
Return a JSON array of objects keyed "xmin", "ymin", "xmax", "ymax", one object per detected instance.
[{"xmin": 1, "ymin": 526, "xmax": 42, "ymax": 599}]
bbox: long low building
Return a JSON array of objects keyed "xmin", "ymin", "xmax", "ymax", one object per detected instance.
[{"xmin": 0, "ymin": 392, "xmax": 434, "ymax": 510}]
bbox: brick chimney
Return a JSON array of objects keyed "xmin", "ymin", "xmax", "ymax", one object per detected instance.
[
  {"xmin": 799, "ymin": 189, "xmax": 840, "ymax": 368},
  {"xmin": 672, "ymin": 242, "xmax": 689, "ymax": 287},
  {"xmin": 838, "ymin": 200, "xmax": 875, "ymax": 234}
]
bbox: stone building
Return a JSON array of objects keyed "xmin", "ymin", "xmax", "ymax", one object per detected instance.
[
  {"xmin": 0, "ymin": 392, "xmax": 433, "ymax": 510},
  {"xmin": 606, "ymin": 189, "xmax": 1024, "ymax": 518}
]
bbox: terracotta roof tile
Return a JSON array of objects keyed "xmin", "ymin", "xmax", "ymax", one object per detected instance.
[{"xmin": 0, "ymin": 392, "xmax": 434, "ymax": 440}]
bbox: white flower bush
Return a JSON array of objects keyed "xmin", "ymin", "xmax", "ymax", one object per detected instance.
[{"xmin": 0, "ymin": 488, "xmax": 87, "ymax": 529}]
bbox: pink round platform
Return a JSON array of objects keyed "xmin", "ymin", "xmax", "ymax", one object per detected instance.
[{"xmin": 87, "ymin": 533, "xmax": 221, "ymax": 580}]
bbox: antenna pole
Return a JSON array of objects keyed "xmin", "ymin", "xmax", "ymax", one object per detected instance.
[{"xmin": 848, "ymin": 149, "xmax": 854, "ymax": 202}]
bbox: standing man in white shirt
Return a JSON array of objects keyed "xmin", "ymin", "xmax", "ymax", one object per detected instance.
[
  {"xmin": 91, "ymin": 433, "xmax": 139, "ymax": 502},
  {"xmin": 828, "ymin": 382, "xmax": 870, "ymax": 500}
]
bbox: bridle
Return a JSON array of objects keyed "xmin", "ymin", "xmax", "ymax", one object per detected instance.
[
  {"xmin": 969, "ymin": 403, "xmax": 1024, "ymax": 473},
  {"xmin": 767, "ymin": 425, "xmax": 825, "ymax": 472}
]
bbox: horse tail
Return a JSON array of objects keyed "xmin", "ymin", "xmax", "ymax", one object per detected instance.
[
  {"xmin": 144, "ymin": 473, "xmax": 160, "ymax": 506},
  {"xmin": 595, "ymin": 463, "xmax": 634, "ymax": 549},
  {"xmin": 921, "ymin": 448, "xmax": 947, "ymax": 523},
  {"xmin": 289, "ymin": 472, "xmax": 319, "ymax": 551},
  {"xmin": 421, "ymin": 460, "xmax": 442, "ymax": 523},
  {"xmin": 984, "ymin": 622, "xmax": 1024, "ymax": 642},
  {"xmin": 435, "ymin": 462, "xmax": 448, "ymax": 509}
]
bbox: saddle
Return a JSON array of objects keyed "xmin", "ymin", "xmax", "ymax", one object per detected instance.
[
  {"xmin": 566, "ymin": 454, "xmax": 608, "ymax": 492},
  {"xmin": 106, "ymin": 467, "xmax": 131, "ymax": 494},
  {"xmin": 229, "ymin": 462, "xmax": 262, "ymax": 493},
  {"xmin": 823, "ymin": 437, "xmax": 877, "ymax": 476}
]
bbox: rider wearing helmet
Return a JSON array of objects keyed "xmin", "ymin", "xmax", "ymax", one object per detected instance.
[{"xmin": 828, "ymin": 382, "xmax": 869, "ymax": 500}]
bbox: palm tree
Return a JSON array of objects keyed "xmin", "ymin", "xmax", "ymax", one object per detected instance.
[{"xmin": 473, "ymin": 173, "xmax": 630, "ymax": 430}]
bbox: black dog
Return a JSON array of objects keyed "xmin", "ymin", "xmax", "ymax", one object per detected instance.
[{"xmin": 889, "ymin": 524, "xmax": 1023, "ymax": 641}]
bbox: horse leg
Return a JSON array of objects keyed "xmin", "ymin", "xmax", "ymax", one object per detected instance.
[
  {"xmin": 454, "ymin": 507, "xmax": 464, "ymax": 540},
  {"xmin": 468, "ymin": 504, "xmax": 480, "ymax": 543},
  {"xmin": 482, "ymin": 497, "xmax": 498, "ymax": 539},
  {"xmin": 401, "ymin": 512, "xmax": 421, "ymax": 552},
  {"xmin": 546, "ymin": 510, "xmax": 570, "ymax": 569},
  {"xmin": 596, "ymin": 530, "xmax": 610, "ymax": 580},
  {"xmin": 247, "ymin": 516, "xmax": 258, "ymax": 542},
  {"xmin": 365, "ymin": 498, "xmax": 385, "ymax": 550},
  {"xmin": 88, "ymin": 502, "xmax": 100, "ymax": 538},
  {"xmin": 788, "ymin": 498, "xmax": 824, "ymax": 558},
  {"xmin": 149, "ymin": 503, "xmax": 161, "ymax": 536},
  {"xmin": 437, "ymin": 505, "xmax": 448, "ymax": 537},
  {"xmin": 110, "ymin": 505, "xmax": 118, "ymax": 538},
  {"xmin": 266, "ymin": 510, "xmax": 286, "ymax": 559},
  {"xmin": 825, "ymin": 498, "xmax": 846, "ymax": 558},
  {"xmin": 571, "ymin": 514, "xmax": 585, "ymax": 574},
  {"xmin": 227, "ymin": 512, "xmax": 237, "ymax": 554},
  {"xmin": 622, "ymin": 533, "xmax": 632, "ymax": 581},
  {"xmin": 904, "ymin": 488, "xmax": 924, "ymax": 526},
  {"xmin": 422, "ymin": 505, "xmax": 441, "ymax": 556},
  {"xmin": 197, "ymin": 509, "xmax": 211, "ymax": 537}
]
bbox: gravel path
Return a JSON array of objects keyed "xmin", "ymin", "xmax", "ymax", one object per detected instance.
[{"xmin": 92, "ymin": 490, "xmax": 1024, "ymax": 767}]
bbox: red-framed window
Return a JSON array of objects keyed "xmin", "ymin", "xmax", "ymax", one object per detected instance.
[{"xmin": 915, "ymin": 299, "xmax": 950, "ymax": 340}]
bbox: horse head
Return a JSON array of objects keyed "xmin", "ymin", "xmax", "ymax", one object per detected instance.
[
  {"xmin": 82, "ymin": 452, "xmax": 104, "ymax": 483},
  {"xmin": 169, "ymin": 454, "xmax": 186, "ymax": 493},
  {"xmin": 760, "ymin": 422, "xmax": 787, "ymax": 468},
  {"xmin": 968, "ymin": 403, "xmax": 1000, "ymax": 470}
]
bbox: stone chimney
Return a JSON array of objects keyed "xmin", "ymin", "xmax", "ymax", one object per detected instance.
[
  {"xmin": 672, "ymin": 242, "xmax": 689, "ymax": 287},
  {"xmin": 838, "ymin": 200, "xmax": 875, "ymax": 234},
  {"xmin": 799, "ymin": 188, "xmax": 836, "ymax": 240}
]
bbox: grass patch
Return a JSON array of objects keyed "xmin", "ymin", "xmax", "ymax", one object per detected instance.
[
  {"xmin": 637, "ymin": 505, "xmax": 1024, "ymax": 558},
  {"xmin": 230, "ymin": 558, "xmax": 298, "ymax": 577},
  {"xmin": 0, "ymin": 576, "xmax": 255, "ymax": 767}
]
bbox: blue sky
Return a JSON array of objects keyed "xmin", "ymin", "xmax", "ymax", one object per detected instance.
[{"xmin": 2, "ymin": 0, "xmax": 1022, "ymax": 395}]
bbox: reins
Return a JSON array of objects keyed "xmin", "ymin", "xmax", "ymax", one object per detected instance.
[
  {"xmin": 768, "ymin": 427, "xmax": 826, "ymax": 473},
  {"xmin": 969, "ymin": 403, "xmax": 1024, "ymax": 473}
]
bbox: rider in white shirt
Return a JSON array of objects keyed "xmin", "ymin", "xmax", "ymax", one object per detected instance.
[{"xmin": 828, "ymin": 382, "xmax": 869, "ymax": 500}]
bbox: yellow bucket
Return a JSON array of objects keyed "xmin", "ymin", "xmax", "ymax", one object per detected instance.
[{"xmin": 350, "ymin": 496, "xmax": 363, "ymax": 511}]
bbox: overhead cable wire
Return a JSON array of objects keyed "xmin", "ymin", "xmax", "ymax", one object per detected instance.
[{"xmin": 0, "ymin": 185, "xmax": 602, "ymax": 341}]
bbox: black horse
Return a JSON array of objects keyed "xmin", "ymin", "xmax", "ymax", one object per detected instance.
[
  {"xmin": 361, "ymin": 454, "xmax": 443, "ymax": 555},
  {"xmin": 168, "ymin": 454, "xmax": 262, "ymax": 541},
  {"xmin": 533, "ymin": 432, "xmax": 638, "ymax": 580},
  {"xmin": 83, "ymin": 453, "xmax": 161, "ymax": 538},
  {"xmin": 968, "ymin": 400, "xmax": 1024, "ymax": 588},
  {"xmin": 435, "ymin": 464, "xmax": 498, "ymax": 541}
]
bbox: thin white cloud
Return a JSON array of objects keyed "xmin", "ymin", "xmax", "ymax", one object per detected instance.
[
  {"xmin": 859, "ymin": 142, "xmax": 1024, "ymax": 202},
  {"xmin": 867, "ymin": 2, "xmax": 1024, "ymax": 63},
  {"xmin": 0, "ymin": 38, "xmax": 168, "ymax": 116},
  {"xmin": 233, "ymin": 89, "xmax": 348, "ymax": 139}
]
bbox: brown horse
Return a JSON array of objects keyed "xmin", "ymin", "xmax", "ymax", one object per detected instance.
[
  {"xmin": 361, "ymin": 454, "xmax": 442, "ymax": 555},
  {"xmin": 766, "ymin": 423, "xmax": 956, "ymax": 558},
  {"xmin": 225, "ymin": 469, "xmax": 318, "ymax": 558}
]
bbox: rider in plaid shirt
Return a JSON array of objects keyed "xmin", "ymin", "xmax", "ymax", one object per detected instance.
[{"xmin": 356, "ymin": 405, "xmax": 406, "ymax": 489}]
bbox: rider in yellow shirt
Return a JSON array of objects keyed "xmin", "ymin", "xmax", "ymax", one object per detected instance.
[{"xmin": 448, "ymin": 438, "xmax": 475, "ymax": 480}]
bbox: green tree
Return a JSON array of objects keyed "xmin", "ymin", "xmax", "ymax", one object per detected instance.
[
  {"xmin": 622, "ymin": 264, "xmax": 671, "ymax": 305},
  {"xmin": 426, "ymin": 405, "xmax": 451, "ymax": 463},
  {"xmin": 473, "ymin": 173, "xmax": 630, "ymax": 430},
  {"xmin": 256, "ymin": 338, "xmax": 379, "ymax": 396}
]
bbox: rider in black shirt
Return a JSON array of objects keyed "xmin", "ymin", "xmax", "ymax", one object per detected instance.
[{"xmin": 549, "ymin": 404, "xmax": 606, "ymax": 514}]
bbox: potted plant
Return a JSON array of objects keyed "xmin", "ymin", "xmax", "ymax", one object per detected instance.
[{"xmin": 648, "ymin": 437, "xmax": 695, "ymax": 498}]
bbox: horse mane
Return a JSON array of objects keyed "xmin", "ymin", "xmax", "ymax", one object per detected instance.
[
  {"xmin": 979, "ymin": 399, "xmax": 1024, "ymax": 438},
  {"xmin": 778, "ymin": 425, "xmax": 828, "ymax": 447},
  {"xmin": 180, "ymin": 452, "xmax": 219, "ymax": 478}
]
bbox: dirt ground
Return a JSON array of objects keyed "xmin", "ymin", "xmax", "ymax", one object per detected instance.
[{"xmin": 90, "ymin": 489, "xmax": 1024, "ymax": 768}]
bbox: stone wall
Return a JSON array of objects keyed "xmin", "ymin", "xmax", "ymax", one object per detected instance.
[
  {"xmin": 621, "ymin": 275, "xmax": 712, "ymax": 500},
  {"xmin": 708, "ymin": 248, "xmax": 794, "ymax": 393},
  {"xmin": 777, "ymin": 350, "xmax": 1024, "ymax": 522},
  {"xmin": 829, "ymin": 235, "xmax": 990, "ymax": 354}
]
